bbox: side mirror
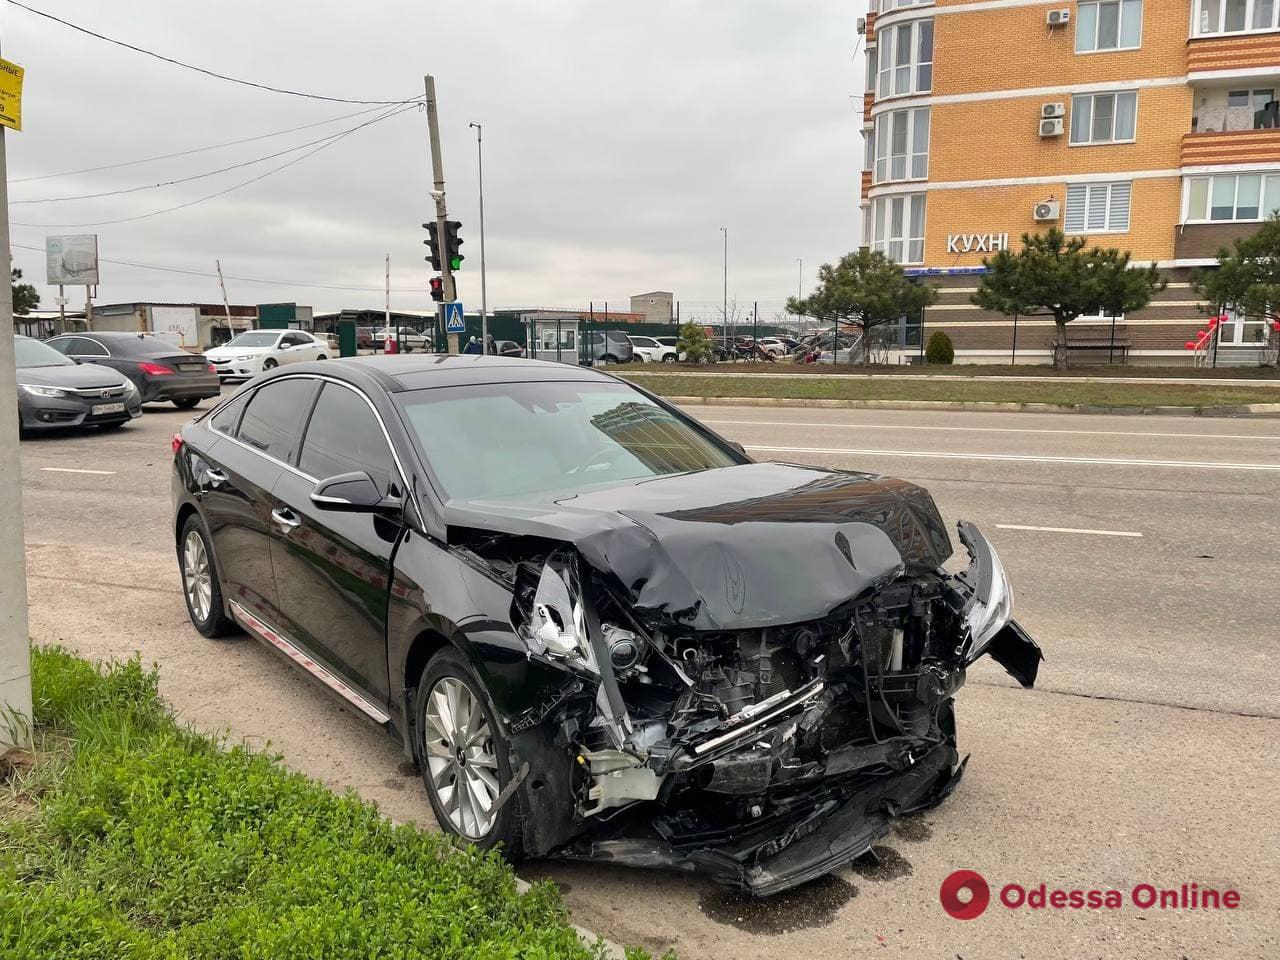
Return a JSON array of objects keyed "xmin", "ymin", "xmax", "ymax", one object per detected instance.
[
  {"xmin": 727, "ymin": 440, "xmax": 748, "ymax": 459},
  {"xmin": 311, "ymin": 471, "xmax": 401, "ymax": 515}
]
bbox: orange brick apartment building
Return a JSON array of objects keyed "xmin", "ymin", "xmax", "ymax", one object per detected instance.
[{"xmin": 859, "ymin": 0, "xmax": 1280, "ymax": 364}]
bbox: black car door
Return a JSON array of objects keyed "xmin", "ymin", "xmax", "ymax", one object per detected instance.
[
  {"xmin": 268, "ymin": 380, "xmax": 404, "ymax": 707},
  {"xmin": 198, "ymin": 377, "xmax": 319, "ymax": 628}
]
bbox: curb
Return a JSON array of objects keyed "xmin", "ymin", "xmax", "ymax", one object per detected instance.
[
  {"xmin": 662, "ymin": 396, "xmax": 1280, "ymax": 418},
  {"xmin": 515, "ymin": 876, "xmax": 627, "ymax": 959}
]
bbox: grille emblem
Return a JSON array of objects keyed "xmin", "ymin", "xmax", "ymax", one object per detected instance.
[{"xmin": 101, "ymin": 390, "xmax": 111, "ymax": 398}]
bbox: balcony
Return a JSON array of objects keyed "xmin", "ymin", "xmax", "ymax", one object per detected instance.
[
  {"xmin": 1174, "ymin": 221, "xmax": 1261, "ymax": 260},
  {"xmin": 1182, "ymin": 127, "xmax": 1280, "ymax": 167},
  {"xmin": 1188, "ymin": 32, "xmax": 1280, "ymax": 79}
]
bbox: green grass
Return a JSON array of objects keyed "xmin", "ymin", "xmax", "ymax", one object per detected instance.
[
  {"xmin": 0, "ymin": 648, "xmax": 640, "ymax": 960},
  {"xmin": 620, "ymin": 373, "xmax": 1280, "ymax": 409}
]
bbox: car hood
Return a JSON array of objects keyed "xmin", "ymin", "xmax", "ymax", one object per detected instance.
[
  {"xmin": 444, "ymin": 461, "xmax": 953, "ymax": 631},
  {"xmin": 16, "ymin": 362, "xmax": 128, "ymax": 389},
  {"xmin": 206, "ymin": 345, "xmax": 270, "ymax": 359}
]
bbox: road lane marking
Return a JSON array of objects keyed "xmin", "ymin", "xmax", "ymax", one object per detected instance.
[
  {"xmin": 743, "ymin": 444, "xmax": 1280, "ymax": 472},
  {"xmin": 39, "ymin": 467, "xmax": 116, "ymax": 475},
  {"xmin": 996, "ymin": 524, "xmax": 1143, "ymax": 538},
  {"xmin": 703, "ymin": 418, "xmax": 1280, "ymax": 443}
]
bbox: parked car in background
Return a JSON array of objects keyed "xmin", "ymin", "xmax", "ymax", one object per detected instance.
[
  {"xmin": 628, "ymin": 335, "xmax": 678, "ymax": 363},
  {"xmin": 171, "ymin": 355, "xmax": 1040, "ymax": 896},
  {"xmin": 356, "ymin": 326, "xmax": 377, "ymax": 350},
  {"xmin": 14, "ymin": 335, "xmax": 142, "ymax": 435},
  {"xmin": 46, "ymin": 331, "xmax": 220, "ymax": 409},
  {"xmin": 582, "ymin": 330, "xmax": 634, "ymax": 364},
  {"xmin": 493, "ymin": 339, "xmax": 524, "ymax": 358},
  {"xmin": 755, "ymin": 337, "xmax": 790, "ymax": 358},
  {"xmin": 205, "ymin": 330, "xmax": 330, "ymax": 381},
  {"xmin": 372, "ymin": 327, "xmax": 431, "ymax": 353}
]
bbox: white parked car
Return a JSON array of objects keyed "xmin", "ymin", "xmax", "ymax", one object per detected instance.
[
  {"xmin": 755, "ymin": 337, "xmax": 791, "ymax": 358},
  {"xmin": 205, "ymin": 330, "xmax": 329, "ymax": 381},
  {"xmin": 628, "ymin": 335, "xmax": 678, "ymax": 363},
  {"xmin": 372, "ymin": 327, "xmax": 431, "ymax": 352}
]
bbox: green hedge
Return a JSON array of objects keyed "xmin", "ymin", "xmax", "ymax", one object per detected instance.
[{"xmin": 1, "ymin": 648, "xmax": 633, "ymax": 960}]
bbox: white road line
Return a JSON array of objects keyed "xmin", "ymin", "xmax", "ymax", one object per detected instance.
[
  {"xmin": 996, "ymin": 524, "xmax": 1143, "ymax": 538},
  {"xmin": 702, "ymin": 418, "xmax": 1280, "ymax": 443},
  {"xmin": 39, "ymin": 467, "xmax": 116, "ymax": 476},
  {"xmin": 743, "ymin": 444, "xmax": 1280, "ymax": 472}
]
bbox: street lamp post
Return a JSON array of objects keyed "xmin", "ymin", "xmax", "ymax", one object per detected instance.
[
  {"xmin": 469, "ymin": 121, "xmax": 488, "ymax": 352},
  {"xmin": 796, "ymin": 257, "xmax": 803, "ymax": 336},
  {"xmin": 720, "ymin": 226, "xmax": 728, "ymax": 354}
]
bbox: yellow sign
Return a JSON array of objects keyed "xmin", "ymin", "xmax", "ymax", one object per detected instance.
[{"xmin": 0, "ymin": 58, "xmax": 24, "ymax": 132}]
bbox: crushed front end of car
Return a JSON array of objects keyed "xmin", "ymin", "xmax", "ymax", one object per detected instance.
[{"xmin": 450, "ymin": 463, "xmax": 1042, "ymax": 896}]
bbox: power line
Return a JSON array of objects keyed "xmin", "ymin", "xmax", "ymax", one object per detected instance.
[
  {"xmin": 12, "ymin": 103, "xmax": 418, "ymax": 228},
  {"xmin": 13, "ymin": 107, "xmax": 423, "ymax": 204},
  {"xmin": 3, "ymin": 0, "xmax": 420, "ymax": 105},
  {"xmin": 8, "ymin": 103, "xmax": 407, "ymax": 184}
]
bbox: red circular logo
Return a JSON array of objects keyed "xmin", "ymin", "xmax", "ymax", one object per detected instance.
[{"xmin": 940, "ymin": 870, "xmax": 991, "ymax": 920}]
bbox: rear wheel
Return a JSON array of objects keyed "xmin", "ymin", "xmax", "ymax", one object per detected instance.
[
  {"xmin": 316, "ymin": 354, "xmax": 328, "ymax": 361},
  {"xmin": 173, "ymin": 398, "xmax": 200, "ymax": 410},
  {"xmin": 416, "ymin": 649, "xmax": 523, "ymax": 856},
  {"xmin": 601, "ymin": 354, "xmax": 618, "ymax": 365},
  {"xmin": 179, "ymin": 515, "xmax": 236, "ymax": 638}
]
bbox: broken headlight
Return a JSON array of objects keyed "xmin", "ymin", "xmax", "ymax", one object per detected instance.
[
  {"xmin": 524, "ymin": 561, "xmax": 602, "ymax": 672},
  {"xmin": 954, "ymin": 521, "xmax": 1014, "ymax": 658}
]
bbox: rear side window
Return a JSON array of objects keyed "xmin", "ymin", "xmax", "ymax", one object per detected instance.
[
  {"xmin": 209, "ymin": 391, "xmax": 250, "ymax": 435},
  {"xmin": 236, "ymin": 378, "xmax": 318, "ymax": 463},
  {"xmin": 298, "ymin": 383, "xmax": 396, "ymax": 494}
]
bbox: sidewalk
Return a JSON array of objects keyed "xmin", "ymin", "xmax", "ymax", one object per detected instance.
[{"xmin": 625, "ymin": 368, "xmax": 1280, "ymax": 387}]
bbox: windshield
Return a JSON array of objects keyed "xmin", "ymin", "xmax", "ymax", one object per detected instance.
[
  {"xmin": 223, "ymin": 331, "xmax": 280, "ymax": 348},
  {"xmin": 14, "ymin": 337, "xmax": 75, "ymax": 368},
  {"xmin": 398, "ymin": 381, "xmax": 738, "ymax": 500}
]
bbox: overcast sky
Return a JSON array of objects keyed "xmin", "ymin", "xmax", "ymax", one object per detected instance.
[{"xmin": 5, "ymin": 1, "xmax": 865, "ymax": 315}]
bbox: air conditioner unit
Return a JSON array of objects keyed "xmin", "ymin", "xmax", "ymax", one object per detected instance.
[
  {"xmin": 1039, "ymin": 117, "xmax": 1065, "ymax": 137},
  {"xmin": 1047, "ymin": 8, "xmax": 1071, "ymax": 26},
  {"xmin": 1041, "ymin": 102, "xmax": 1066, "ymax": 119},
  {"xmin": 856, "ymin": 16, "xmax": 867, "ymax": 35},
  {"xmin": 1034, "ymin": 200, "xmax": 1061, "ymax": 222}
]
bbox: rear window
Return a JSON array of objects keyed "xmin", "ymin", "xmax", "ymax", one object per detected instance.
[{"xmin": 235, "ymin": 378, "xmax": 318, "ymax": 463}]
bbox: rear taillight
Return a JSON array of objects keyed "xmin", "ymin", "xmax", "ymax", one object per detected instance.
[
  {"xmin": 139, "ymin": 361, "xmax": 175, "ymax": 376},
  {"xmin": 171, "ymin": 433, "xmax": 184, "ymax": 455},
  {"xmin": 207, "ymin": 363, "xmax": 217, "ymax": 374}
]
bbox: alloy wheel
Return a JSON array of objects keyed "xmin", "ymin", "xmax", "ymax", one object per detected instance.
[
  {"xmin": 182, "ymin": 530, "xmax": 212, "ymax": 623},
  {"xmin": 421, "ymin": 676, "xmax": 500, "ymax": 839}
]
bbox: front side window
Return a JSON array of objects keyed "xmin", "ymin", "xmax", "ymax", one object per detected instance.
[
  {"xmin": 1185, "ymin": 172, "xmax": 1280, "ymax": 221},
  {"xmin": 876, "ymin": 19, "xmax": 932, "ymax": 98},
  {"xmin": 870, "ymin": 193, "xmax": 927, "ymax": 264},
  {"xmin": 14, "ymin": 337, "xmax": 75, "ymax": 369},
  {"xmin": 873, "ymin": 107, "xmax": 929, "ymax": 183},
  {"xmin": 1064, "ymin": 181, "xmax": 1132, "ymax": 233},
  {"xmin": 298, "ymin": 383, "xmax": 395, "ymax": 493},
  {"xmin": 1077, "ymin": 0, "xmax": 1143, "ymax": 52},
  {"xmin": 236, "ymin": 378, "xmax": 319, "ymax": 464},
  {"xmin": 1196, "ymin": 0, "xmax": 1280, "ymax": 33},
  {"xmin": 1070, "ymin": 91, "xmax": 1138, "ymax": 144}
]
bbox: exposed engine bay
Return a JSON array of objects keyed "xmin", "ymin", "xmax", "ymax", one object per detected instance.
[{"xmin": 449, "ymin": 465, "xmax": 1043, "ymax": 896}]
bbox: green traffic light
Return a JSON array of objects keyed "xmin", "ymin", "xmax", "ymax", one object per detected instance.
[{"xmin": 450, "ymin": 256, "xmax": 463, "ymax": 270}]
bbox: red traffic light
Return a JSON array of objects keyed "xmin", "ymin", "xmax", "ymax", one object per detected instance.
[{"xmin": 429, "ymin": 276, "xmax": 445, "ymax": 303}]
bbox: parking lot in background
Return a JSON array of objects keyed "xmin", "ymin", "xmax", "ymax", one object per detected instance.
[{"xmin": 18, "ymin": 392, "xmax": 1279, "ymax": 959}]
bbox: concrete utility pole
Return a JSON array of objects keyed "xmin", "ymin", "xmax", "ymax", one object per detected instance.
[
  {"xmin": 384, "ymin": 253, "xmax": 391, "ymax": 331},
  {"xmin": 0, "ymin": 32, "xmax": 33, "ymax": 750},
  {"xmin": 469, "ymin": 121, "xmax": 488, "ymax": 353},
  {"xmin": 216, "ymin": 259, "xmax": 233, "ymax": 343},
  {"xmin": 720, "ymin": 226, "xmax": 728, "ymax": 349},
  {"xmin": 424, "ymin": 75, "xmax": 457, "ymax": 353}
]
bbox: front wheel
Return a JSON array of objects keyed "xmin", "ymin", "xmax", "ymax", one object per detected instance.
[
  {"xmin": 662, "ymin": 354, "xmax": 677, "ymax": 363},
  {"xmin": 416, "ymin": 649, "xmax": 523, "ymax": 856},
  {"xmin": 262, "ymin": 358, "xmax": 278, "ymax": 371},
  {"xmin": 173, "ymin": 398, "xmax": 200, "ymax": 410}
]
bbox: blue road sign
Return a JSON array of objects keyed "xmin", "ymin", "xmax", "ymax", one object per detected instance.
[{"xmin": 444, "ymin": 301, "xmax": 465, "ymax": 333}]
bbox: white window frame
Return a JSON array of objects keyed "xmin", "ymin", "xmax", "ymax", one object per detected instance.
[
  {"xmin": 873, "ymin": 107, "xmax": 930, "ymax": 184},
  {"xmin": 1076, "ymin": 0, "xmax": 1145, "ymax": 53},
  {"xmin": 1217, "ymin": 307, "xmax": 1271, "ymax": 345},
  {"xmin": 870, "ymin": 193, "xmax": 927, "ymax": 265},
  {"xmin": 1183, "ymin": 171, "xmax": 1280, "ymax": 223},
  {"xmin": 1194, "ymin": 0, "xmax": 1280, "ymax": 36},
  {"xmin": 880, "ymin": 0, "xmax": 934, "ymax": 9},
  {"xmin": 876, "ymin": 19, "xmax": 933, "ymax": 99},
  {"xmin": 1076, "ymin": 308, "xmax": 1126, "ymax": 322},
  {"xmin": 1064, "ymin": 181, "xmax": 1133, "ymax": 233},
  {"xmin": 1069, "ymin": 90, "xmax": 1139, "ymax": 145}
]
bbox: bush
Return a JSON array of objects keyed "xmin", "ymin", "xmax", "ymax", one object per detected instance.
[
  {"xmin": 676, "ymin": 322, "xmax": 714, "ymax": 364},
  {"xmin": 1, "ymin": 647, "xmax": 627, "ymax": 960},
  {"xmin": 925, "ymin": 331, "xmax": 955, "ymax": 365}
]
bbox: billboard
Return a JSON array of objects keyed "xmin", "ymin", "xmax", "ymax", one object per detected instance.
[{"xmin": 45, "ymin": 235, "xmax": 100, "ymax": 285}]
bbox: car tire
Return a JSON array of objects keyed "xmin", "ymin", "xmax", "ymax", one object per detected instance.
[
  {"xmin": 99, "ymin": 422, "xmax": 127, "ymax": 431},
  {"xmin": 173, "ymin": 398, "xmax": 200, "ymax": 410},
  {"xmin": 316, "ymin": 354, "xmax": 327, "ymax": 361},
  {"xmin": 416, "ymin": 648, "xmax": 524, "ymax": 858},
  {"xmin": 178, "ymin": 514, "xmax": 236, "ymax": 638},
  {"xmin": 601, "ymin": 354, "xmax": 618, "ymax": 365},
  {"xmin": 262, "ymin": 358, "xmax": 278, "ymax": 370},
  {"xmin": 662, "ymin": 354, "xmax": 676, "ymax": 363}
]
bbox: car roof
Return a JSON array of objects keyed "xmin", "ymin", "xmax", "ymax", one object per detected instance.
[{"xmin": 266, "ymin": 354, "xmax": 620, "ymax": 393}]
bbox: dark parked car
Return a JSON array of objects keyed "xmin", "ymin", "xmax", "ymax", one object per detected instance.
[
  {"xmin": 14, "ymin": 335, "xmax": 142, "ymax": 434},
  {"xmin": 46, "ymin": 331, "xmax": 220, "ymax": 409},
  {"xmin": 493, "ymin": 339, "xmax": 524, "ymax": 358},
  {"xmin": 171, "ymin": 356, "xmax": 1040, "ymax": 896}
]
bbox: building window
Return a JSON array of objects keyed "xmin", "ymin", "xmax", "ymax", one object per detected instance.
[
  {"xmin": 1217, "ymin": 307, "xmax": 1270, "ymax": 345},
  {"xmin": 876, "ymin": 19, "xmax": 932, "ymax": 98},
  {"xmin": 1076, "ymin": 0, "xmax": 1143, "ymax": 51},
  {"xmin": 1195, "ymin": 0, "xmax": 1280, "ymax": 34},
  {"xmin": 870, "ymin": 193, "xmax": 927, "ymax": 265},
  {"xmin": 873, "ymin": 108, "xmax": 929, "ymax": 183},
  {"xmin": 1064, "ymin": 181, "xmax": 1132, "ymax": 233},
  {"xmin": 1185, "ymin": 172, "xmax": 1280, "ymax": 222},
  {"xmin": 881, "ymin": 0, "xmax": 935, "ymax": 9},
  {"xmin": 1070, "ymin": 91, "xmax": 1138, "ymax": 144}
]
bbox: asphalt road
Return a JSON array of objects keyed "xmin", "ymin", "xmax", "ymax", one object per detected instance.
[{"xmin": 17, "ymin": 392, "xmax": 1280, "ymax": 960}]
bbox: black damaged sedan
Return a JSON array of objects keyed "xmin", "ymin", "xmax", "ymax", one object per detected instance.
[{"xmin": 171, "ymin": 356, "xmax": 1042, "ymax": 895}]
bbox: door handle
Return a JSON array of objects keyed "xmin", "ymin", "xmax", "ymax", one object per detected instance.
[
  {"xmin": 204, "ymin": 468, "xmax": 228, "ymax": 489},
  {"xmin": 271, "ymin": 507, "xmax": 302, "ymax": 533}
]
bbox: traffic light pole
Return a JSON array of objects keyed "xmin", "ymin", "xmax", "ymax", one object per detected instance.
[{"xmin": 424, "ymin": 75, "xmax": 457, "ymax": 353}]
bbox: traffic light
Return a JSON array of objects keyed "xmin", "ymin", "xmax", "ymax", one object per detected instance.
[
  {"xmin": 423, "ymin": 221, "xmax": 442, "ymax": 271},
  {"xmin": 443, "ymin": 221, "xmax": 464, "ymax": 271},
  {"xmin": 429, "ymin": 276, "xmax": 445, "ymax": 303}
]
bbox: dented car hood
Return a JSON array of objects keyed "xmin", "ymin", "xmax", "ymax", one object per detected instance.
[{"xmin": 444, "ymin": 462, "xmax": 954, "ymax": 630}]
